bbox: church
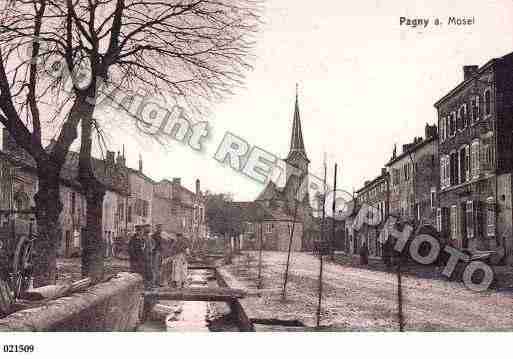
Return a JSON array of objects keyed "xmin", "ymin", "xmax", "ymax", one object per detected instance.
[{"xmin": 237, "ymin": 89, "xmax": 316, "ymax": 251}]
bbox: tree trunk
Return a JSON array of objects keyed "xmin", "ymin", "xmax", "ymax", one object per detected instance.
[
  {"xmin": 80, "ymin": 177, "xmax": 106, "ymax": 283},
  {"xmin": 33, "ymin": 169, "xmax": 63, "ymax": 287},
  {"xmin": 79, "ymin": 117, "xmax": 106, "ymax": 283}
]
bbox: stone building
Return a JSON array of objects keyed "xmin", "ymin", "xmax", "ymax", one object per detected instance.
[
  {"xmin": 355, "ymin": 169, "xmax": 389, "ymax": 258},
  {"xmin": 235, "ymin": 201, "xmax": 303, "ymax": 252},
  {"xmin": 434, "ymin": 51, "xmax": 513, "ymax": 261},
  {"xmin": 254, "ymin": 90, "xmax": 314, "ymax": 250},
  {"xmin": 0, "ymin": 129, "xmax": 129, "ymax": 257},
  {"xmin": 126, "ymin": 156, "xmax": 154, "ymax": 232},
  {"xmin": 386, "ymin": 124, "xmax": 439, "ymax": 228},
  {"xmin": 152, "ymin": 177, "xmax": 207, "ymax": 243}
]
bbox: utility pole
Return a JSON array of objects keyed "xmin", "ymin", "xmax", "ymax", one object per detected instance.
[
  {"xmin": 330, "ymin": 163, "xmax": 338, "ymax": 261},
  {"xmin": 316, "ymin": 162, "xmax": 327, "ymax": 328},
  {"xmin": 257, "ymin": 219, "xmax": 263, "ymax": 289}
]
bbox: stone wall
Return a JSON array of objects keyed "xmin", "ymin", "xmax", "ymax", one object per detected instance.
[{"xmin": 0, "ymin": 273, "xmax": 143, "ymax": 331}]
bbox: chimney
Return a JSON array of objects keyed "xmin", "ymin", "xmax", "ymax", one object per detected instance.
[
  {"xmin": 106, "ymin": 151, "xmax": 115, "ymax": 165},
  {"xmin": 116, "ymin": 151, "xmax": 126, "ymax": 167},
  {"xmin": 172, "ymin": 177, "xmax": 181, "ymax": 186},
  {"xmin": 195, "ymin": 179, "xmax": 200, "ymax": 195},
  {"xmin": 138, "ymin": 154, "xmax": 143, "ymax": 172},
  {"xmin": 425, "ymin": 123, "xmax": 438, "ymax": 139},
  {"xmin": 381, "ymin": 167, "xmax": 387, "ymax": 177},
  {"xmin": 364, "ymin": 180, "xmax": 370, "ymax": 187},
  {"xmin": 463, "ymin": 65, "xmax": 478, "ymax": 81}
]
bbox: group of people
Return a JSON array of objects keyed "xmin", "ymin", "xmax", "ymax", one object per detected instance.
[{"xmin": 128, "ymin": 224, "xmax": 188, "ymax": 289}]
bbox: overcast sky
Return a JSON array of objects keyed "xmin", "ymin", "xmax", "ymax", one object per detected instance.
[{"xmin": 91, "ymin": 0, "xmax": 513, "ymax": 200}]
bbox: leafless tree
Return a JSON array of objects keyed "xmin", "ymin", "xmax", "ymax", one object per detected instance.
[{"xmin": 0, "ymin": 0, "xmax": 262, "ymax": 285}]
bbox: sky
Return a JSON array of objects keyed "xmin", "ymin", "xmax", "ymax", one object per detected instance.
[{"xmin": 11, "ymin": 0, "xmax": 513, "ymax": 201}]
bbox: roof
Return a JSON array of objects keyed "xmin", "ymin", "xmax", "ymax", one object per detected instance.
[
  {"xmin": 232, "ymin": 201, "xmax": 298, "ymax": 223},
  {"xmin": 286, "ymin": 90, "xmax": 309, "ymax": 163},
  {"xmin": 434, "ymin": 51, "xmax": 513, "ymax": 108},
  {"xmin": 385, "ymin": 135, "xmax": 437, "ymax": 166},
  {"xmin": 126, "ymin": 166, "xmax": 155, "ymax": 184},
  {"xmin": 0, "ymin": 146, "xmax": 129, "ymax": 195},
  {"xmin": 356, "ymin": 173, "xmax": 388, "ymax": 194}
]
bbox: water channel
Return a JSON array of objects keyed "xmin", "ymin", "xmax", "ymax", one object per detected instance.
[{"xmin": 137, "ymin": 268, "xmax": 241, "ymax": 332}]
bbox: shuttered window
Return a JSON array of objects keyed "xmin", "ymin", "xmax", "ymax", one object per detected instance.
[
  {"xmin": 466, "ymin": 201, "xmax": 474, "ymax": 239},
  {"xmin": 487, "ymin": 197, "xmax": 495, "ymax": 237}
]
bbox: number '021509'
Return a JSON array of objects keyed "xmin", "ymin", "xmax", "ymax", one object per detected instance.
[{"xmin": 3, "ymin": 344, "xmax": 35, "ymax": 353}]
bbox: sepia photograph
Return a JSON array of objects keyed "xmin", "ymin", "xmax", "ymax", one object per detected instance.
[{"xmin": 0, "ymin": 0, "xmax": 512, "ymax": 357}]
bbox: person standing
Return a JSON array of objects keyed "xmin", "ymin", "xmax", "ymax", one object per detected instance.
[
  {"xmin": 142, "ymin": 224, "xmax": 155, "ymax": 289},
  {"xmin": 128, "ymin": 226, "xmax": 144, "ymax": 277},
  {"xmin": 152, "ymin": 224, "xmax": 163, "ymax": 287}
]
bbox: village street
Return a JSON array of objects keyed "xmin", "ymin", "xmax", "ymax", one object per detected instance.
[{"xmin": 223, "ymin": 251, "xmax": 513, "ymax": 331}]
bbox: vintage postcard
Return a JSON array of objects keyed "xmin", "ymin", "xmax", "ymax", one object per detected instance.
[{"xmin": 0, "ymin": 0, "xmax": 512, "ymax": 357}]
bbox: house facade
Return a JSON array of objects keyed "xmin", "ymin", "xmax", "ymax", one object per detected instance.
[
  {"xmin": 126, "ymin": 157, "xmax": 153, "ymax": 232},
  {"xmin": 386, "ymin": 124, "xmax": 439, "ymax": 228},
  {"xmin": 355, "ymin": 169, "xmax": 389, "ymax": 258},
  {"xmin": 235, "ymin": 201, "xmax": 303, "ymax": 252},
  {"xmin": 152, "ymin": 177, "xmax": 207, "ymax": 243},
  {"xmin": 434, "ymin": 52, "xmax": 513, "ymax": 261}
]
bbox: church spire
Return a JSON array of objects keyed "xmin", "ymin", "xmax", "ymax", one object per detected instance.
[{"xmin": 288, "ymin": 84, "xmax": 308, "ymax": 162}]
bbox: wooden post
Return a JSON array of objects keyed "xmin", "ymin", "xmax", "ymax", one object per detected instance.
[
  {"xmin": 316, "ymin": 163, "xmax": 327, "ymax": 328},
  {"xmin": 282, "ymin": 181, "xmax": 301, "ymax": 300}
]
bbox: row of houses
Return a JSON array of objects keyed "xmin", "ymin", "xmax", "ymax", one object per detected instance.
[
  {"xmin": 0, "ymin": 128, "xmax": 207, "ymax": 257},
  {"xmin": 345, "ymin": 51, "xmax": 513, "ymax": 265}
]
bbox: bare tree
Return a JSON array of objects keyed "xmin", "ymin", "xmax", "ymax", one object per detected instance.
[{"xmin": 0, "ymin": 0, "xmax": 261, "ymax": 285}]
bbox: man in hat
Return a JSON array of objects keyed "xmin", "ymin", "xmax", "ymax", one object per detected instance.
[
  {"xmin": 128, "ymin": 226, "xmax": 145, "ymax": 278},
  {"xmin": 151, "ymin": 224, "xmax": 163, "ymax": 287}
]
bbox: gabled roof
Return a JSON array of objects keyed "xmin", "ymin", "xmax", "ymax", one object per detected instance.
[{"xmin": 232, "ymin": 201, "xmax": 298, "ymax": 223}]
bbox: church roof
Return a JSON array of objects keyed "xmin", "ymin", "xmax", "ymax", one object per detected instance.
[{"xmin": 286, "ymin": 88, "xmax": 309, "ymax": 163}]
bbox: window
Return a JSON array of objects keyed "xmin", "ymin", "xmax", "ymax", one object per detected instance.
[
  {"xmin": 266, "ymin": 223, "xmax": 273, "ymax": 233},
  {"xmin": 440, "ymin": 155, "xmax": 451, "ymax": 189},
  {"xmin": 466, "ymin": 201, "xmax": 474, "ymax": 239},
  {"xmin": 482, "ymin": 144, "xmax": 493, "ymax": 171},
  {"xmin": 462, "ymin": 104, "xmax": 468, "ymax": 128},
  {"xmin": 436, "ymin": 208, "xmax": 442, "ymax": 232},
  {"xmin": 484, "ymin": 89, "xmax": 491, "ymax": 117},
  {"xmin": 470, "ymin": 96, "xmax": 480, "ymax": 123},
  {"xmin": 450, "ymin": 152, "xmax": 458, "ymax": 185},
  {"xmin": 71, "ymin": 192, "xmax": 76, "ymax": 215},
  {"xmin": 440, "ymin": 116, "xmax": 446, "ymax": 142},
  {"xmin": 458, "ymin": 147, "xmax": 465, "ymax": 184},
  {"xmin": 464, "ymin": 145, "xmax": 471, "ymax": 181},
  {"xmin": 449, "ymin": 112, "xmax": 456, "ymax": 137},
  {"xmin": 471, "ymin": 140, "xmax": 480, "ymax": 179},
  {"xmin": 127, "ymin": 205, "xmax": 132, "ymax": 223},
  {"xmin": 118, "ymin": 202, "xmax": 124, "ymax": 222},
  {"xmin": 430, "ymin": 188, "xmax": 436, "ymax": 209},
  {"xmin": 450, "ymin": 205, "xmax": 458, "ymax": 239},
  {"xmin": 486, "ymin": 197, "xmax": 495, "ymax": 236},
  {"xmin": 457, "ymin": 107, "xmax": 463, "ymax": 131}
]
